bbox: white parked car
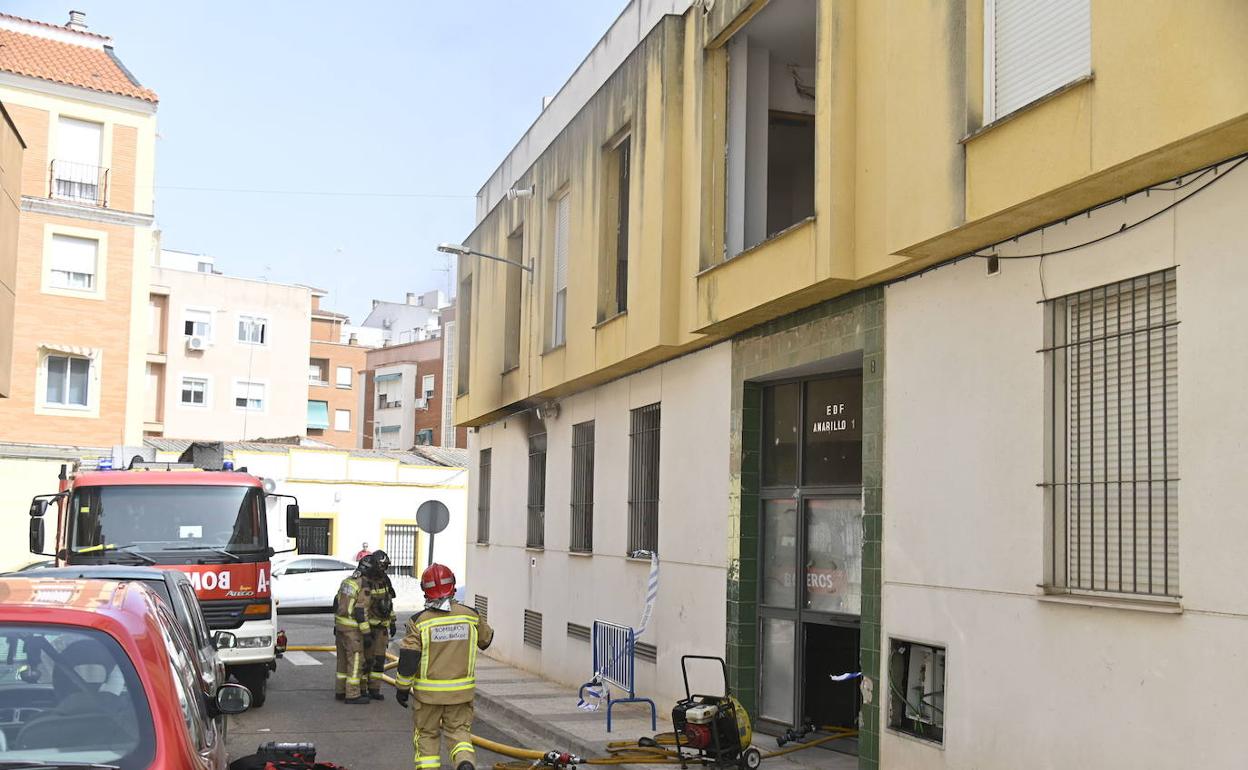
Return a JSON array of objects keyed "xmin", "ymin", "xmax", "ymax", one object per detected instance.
[{"xmin": 271, "ymin": 555, "xmax": 357, "ymax": 611}]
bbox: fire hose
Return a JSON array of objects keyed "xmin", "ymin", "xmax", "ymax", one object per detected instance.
[{"xmin": 283, "ymin": 646, "xmax": 855, "ymax": 767}]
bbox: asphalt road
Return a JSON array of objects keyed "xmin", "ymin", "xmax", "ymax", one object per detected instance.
[{"xmin": 225, "ymin": 612, "xmax": 518, "ymax": 770}]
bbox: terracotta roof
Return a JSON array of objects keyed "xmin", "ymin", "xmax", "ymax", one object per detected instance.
[{"xmin": 0, "ymin": 19, "xmax": 157, "ymax": 103}]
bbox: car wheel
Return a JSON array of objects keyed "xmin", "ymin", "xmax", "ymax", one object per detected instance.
[{"xmin": 234, "ymin": 666, "xmax": 268, "ymax": 709}]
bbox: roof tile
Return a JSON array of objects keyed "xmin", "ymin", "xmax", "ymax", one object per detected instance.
[{"xmin": 0, "ymin": 24, "xmax": 157, "ymax": 103}]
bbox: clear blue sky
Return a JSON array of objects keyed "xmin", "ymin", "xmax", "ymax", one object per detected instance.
[{"xmin": 8, "ymin": 1, "xmax": 625, "ymax": 322}]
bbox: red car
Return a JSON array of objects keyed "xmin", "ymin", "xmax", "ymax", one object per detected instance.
[{"xmin": 0, "ymin": 576, "xmax": 251, "ymax": 769}]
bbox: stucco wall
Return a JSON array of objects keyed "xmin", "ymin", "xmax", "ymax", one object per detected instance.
[
  {"xmin": 881, "ymin": 159, "xmax": 1248, "ymax": 769},
  {"xmin": 0, "ymin": 455, "xmax": 66, "ymax": 570},
  {"xmin": 466, "ymin": 343, "xmax": 731, "ymax": 706},
  {"xmin": 158, "ymin": 268, "xmax": 310, "ymax": 442}
]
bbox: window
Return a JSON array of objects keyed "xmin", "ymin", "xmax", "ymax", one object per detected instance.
[
  {"xmin": 336, "ymin": 365, "xmax": 353, "ymax": 388},
  {"xmin": 551, "ymin": 192, "xmax": 569, "ymax": 347},
  {"xmin": 53, "ymin": 116, "xmax": 104, "ymax": 204},
  {"xmin": 422, "ymin": 374, "xmax": 436, "ymax": 401},
  {"xmin": 723, "ymin": 1, "xmax": 816, "ymax": 259},
  {"xmin": 49, "ymin": 233, "xmax": 98, "ymax": 290},
  {"xmin": 527, "ymin": 421, "xmax": 547, "ymax": 548},
  {"xmin": 183, "ymin": 308, "xmax": 211, "ymax": 338},
  {"xmin": 376, "ymin": 373, "xmax": 402, "ymax": 409},
  {"xmin": 477, "ymin": 448, "xmax": 492, "ymax": 544},
  {"xmin": 1044, "ymin": 269, "xmax": 1178, "ymax": 597},
  {"xmin": 628, "ymin": 403, "xmax": 660, "ymax": 555},
  {"xmin": 416, "ymin": 428, "xmax": 434, "ymax": 445},
  {"xmin": 985, "ymin": 0, "xmax": 1091, "ymax": 122},
  {"xmin": 237, "ymin": 315, "xmax": 267, "ymax": 344},
  {"xmin": 180, "ymin": 376, "xmax": 207, "ymax": 406},
  {"xmin": 307, "ymin": 400, "xmax": 329, "ymax": 430},
  {"xmin": 457, "ymin": 274, "xmax": 472, "ymax": 394},
  {"xmin": 570, "ymin": 421, "xmax": 595, "ymax": 553},
  {"xmin": 888, "ymin": 639, "xmax": 946, "ymax": 743},
  {"xmin": 503, "ymin": 229, "xmax": 524, "ymax": 371},
  {"xmin": 234, "ymin": 381, "xmax": 265, "ymax": 411},
  {"xmin": 600, "ymin": 135, "xmax": 630, "ymax": 319},
  {"xmin": 45, "ymin": 354, "xmax": 90, "ymax": 407},
  {"xmin": 308, "ymin": 358, "xmax": 329, "ymax": 384},
  {"xmin": 334, "ymin": 409, "xmax": 350, "ymax": 432}
]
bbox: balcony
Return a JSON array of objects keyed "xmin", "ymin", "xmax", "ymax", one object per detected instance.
[{"xmin": 49, "ymin": 160, "xmax": 109, "ymax": 207}]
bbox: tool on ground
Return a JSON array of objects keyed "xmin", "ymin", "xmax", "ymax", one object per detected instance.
[
  {"xmin": 229, "ymin": 741, "xmax": 350, "ymax": 770},
  {"xmin": 670, "ymin": 655, "xmax": 760, "ymax": 770}
]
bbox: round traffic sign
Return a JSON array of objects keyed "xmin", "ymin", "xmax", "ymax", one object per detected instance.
[{"xmin": 416, "ymin": 500, "xmax": 450, "ymax": 534}]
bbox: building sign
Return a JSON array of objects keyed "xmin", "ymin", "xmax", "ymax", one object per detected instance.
[{"xmin": 803, "ymin": 375, "xmax": 863, "ymax": 485}]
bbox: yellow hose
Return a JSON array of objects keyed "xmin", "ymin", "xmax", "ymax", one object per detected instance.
[{"xmin": 281, "ymin": 645, "xmax": 855, "ymax": 765}]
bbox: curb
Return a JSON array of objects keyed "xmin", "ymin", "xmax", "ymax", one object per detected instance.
[{"xmin": 474, "ymin": 687, "xmax": 599, "ymax": 759}]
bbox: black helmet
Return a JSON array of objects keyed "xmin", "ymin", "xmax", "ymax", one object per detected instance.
[{"xmin": 367, "ymin": 549, "xmax": 390, "ymax": 577}]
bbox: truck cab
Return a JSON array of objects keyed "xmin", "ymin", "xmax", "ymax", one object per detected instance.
[{"xmin": 29, "ymin": 458, "xmax": 300, "ymax": 708}]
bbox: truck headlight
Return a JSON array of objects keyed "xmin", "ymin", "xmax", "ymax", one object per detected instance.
[{"xmin": 235, "ymin": 635, "xmax": 272, "ymax": 649}]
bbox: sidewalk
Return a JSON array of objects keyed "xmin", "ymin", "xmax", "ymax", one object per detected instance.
[{"xmin": 474, "ymin": 654, "xmax": 857, "ymax": 770}]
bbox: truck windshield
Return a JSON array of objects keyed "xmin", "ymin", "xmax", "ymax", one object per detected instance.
[
  {"xmin": 0, "ymin": 624, "xmax": 156, "ymax": 769},
  {"xmin": 69, "ymin": 484, "xmax": 267, "ymax": 557}
]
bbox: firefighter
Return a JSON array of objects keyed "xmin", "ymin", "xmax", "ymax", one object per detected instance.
[
  {"xmin": 394, "ymin": 563, "xmax": 493, "ymax": 770},
  {"xmin": 362, "ymin": 549, "xmax": 398, "ymax": 700},
  {"xmin": 333, "ymin": 555, "xmax": 374, "ymax": 704}
]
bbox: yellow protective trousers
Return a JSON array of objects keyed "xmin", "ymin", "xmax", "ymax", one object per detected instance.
[{"xmin": 413, "ymin": 701, "xmax": 476, "ymax": 770}]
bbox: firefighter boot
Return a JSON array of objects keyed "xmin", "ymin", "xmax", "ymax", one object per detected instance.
[{"xmin": 345, "ymin": 695, "xmax": 372, "ymax": 705}]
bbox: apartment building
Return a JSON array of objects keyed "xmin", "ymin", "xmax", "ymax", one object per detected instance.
[
  {"xmin": 147, "ymin": 249, "xmax": 312, "ymax": 441},
  {"xmin": 0, "ymin": 101, "xmax": 24, "ymax": 398},
  {"xmin": 455, "ymin": 2, "xmax": 1248, "ymax": 768},
  {"xmin": 360, "ymin": 289, "xmax": 448, "ymax": 345},
  {"xmin": 307, "ymin": 288, "xmax": 371, "ymax": 448},
  {"xmin": 0, "ymin": 11, "xmax": 157, "ymax": 446}
]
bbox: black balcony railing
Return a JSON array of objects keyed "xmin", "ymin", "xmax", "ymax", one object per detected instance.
[{"xmin": 49, "ymin": 160, "xmax": 108, "ymax": 206}]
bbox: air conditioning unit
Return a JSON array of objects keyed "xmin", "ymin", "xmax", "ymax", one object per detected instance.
[{"xmin": 185, "ymin": 335, "xmax": 207, "ymax": 352}]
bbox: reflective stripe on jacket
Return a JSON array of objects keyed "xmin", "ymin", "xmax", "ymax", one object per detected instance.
[{"xmin": 334, "ymin": 576, "xmax": 372, "ymax": 633}]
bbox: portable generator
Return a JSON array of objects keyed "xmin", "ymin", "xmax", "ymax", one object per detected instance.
[{"xmin": 671, "ymin": 656, "xmax": 762, "ymax": 770}]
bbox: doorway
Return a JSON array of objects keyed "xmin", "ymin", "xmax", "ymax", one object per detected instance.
[
  {"xmin": 756, "ymin": 372, "xmax": 863, "ymax": 752},
  {"xmin": 297, "ymin": 519, "xmax": 332, "ymax": 556}
]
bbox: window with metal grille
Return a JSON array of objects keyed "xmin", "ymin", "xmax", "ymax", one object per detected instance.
[
  {"xmin": 296, "ymin": 518, "xmax": 331, "ymax": 555},
  {"xmin": 383, "ymin": 524, "xmax": 418, "ymax": 577},
  {"xmin": 527, "ymin": 423, "xmax": 547, "ymax": 548},
  {"xmin": 475, "ymin": 595, "xmax": 489, "ymax": 623},
  {"xmin": 628, "ymin": 403, "xmax": 661, "ymax": 555},
  {"xmin": 1043, "ymin": 269, "xmax": 1178, "ymax": 597},
  {"xmin": 477, "ymin": 449, "xmax": 492, "ymax": 544},
  {"xmin": 570, "ymin": 421, "xmax": 595, "ymax": 553},
  {"xmin": 523, "ymin": 609, "xmax": 543, "ymax": 649}
]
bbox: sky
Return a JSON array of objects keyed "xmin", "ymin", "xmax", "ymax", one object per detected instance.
[{"xmin": 7, "ymin": 0, "xmax": 627, "ymax": 322}]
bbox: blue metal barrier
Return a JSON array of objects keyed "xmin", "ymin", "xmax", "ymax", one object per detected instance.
[{"xmin": 584, "ymin": 620, "xmax": 656, "ymax": 732}]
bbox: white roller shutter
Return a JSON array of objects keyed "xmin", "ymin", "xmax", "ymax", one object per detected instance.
[
  {"xmin": 57, "ymin": 117, "xmax": 102, "ymax": 166},
  {"xmin": 988, "ymin": 0, "xmax": 1090, "ymax": 121}
]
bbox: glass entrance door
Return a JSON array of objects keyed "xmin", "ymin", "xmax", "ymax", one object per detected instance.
[{"xmin": 756, "ymin": 373, "xmax": 864, "ymax": 735}]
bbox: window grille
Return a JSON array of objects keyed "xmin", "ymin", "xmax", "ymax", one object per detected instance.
[
  {"xmin": 570, "ymin": 421, "xmax": 595, "ymax": 553},
  {"xmin": 477, "ymin": 449, "xmax": 491, "ymax": 544},
  {"xmin": 1043, "ymin": 269, "xmax": 1178, "ymax": 597},
  {"xmin": 628, "ymin": 403, "xmax": 661, "ymax": 555},
  {"xmin": 527, "ymin": 424, "xmax": 547, "ymax": 548}
]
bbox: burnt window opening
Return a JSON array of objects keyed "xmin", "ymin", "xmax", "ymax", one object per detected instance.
[{"xmin": 600, "ymin": 134, "xmax": 631, "ymax": 320}]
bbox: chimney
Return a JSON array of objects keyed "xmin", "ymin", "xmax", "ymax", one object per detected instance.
[
  {"xmin": 348, "ymin": 333, "xmax": 358, "ymax": 346},
  {"xmin": 372, "ymin": 299, "xmax": 380, "ymax": 310},
  {"xmin": 406, "ymin": 292, "xmax": 417, "ymax": 305},
  {"xmin": 66, "ymin": 10, "xmax": 87, "ymax": 30}
]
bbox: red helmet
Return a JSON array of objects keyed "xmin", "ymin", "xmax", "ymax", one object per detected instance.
[{"xmin": 420, "ymin": 563, "xmax": 456, "ymax": 601}]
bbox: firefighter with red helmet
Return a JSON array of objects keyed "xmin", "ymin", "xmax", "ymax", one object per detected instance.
[
  {"xmin": 333, "ymin": 554, "xmax": 375, "ymax": 704},
  {"xmin": 394, "ymin": 563, "xmax": 493, "ymax": 770},
  {"xmin": 362, "ymin": 549, "xmax": 398, "ymax": 700}
]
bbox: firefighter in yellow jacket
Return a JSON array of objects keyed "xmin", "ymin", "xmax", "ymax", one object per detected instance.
[
  {"xmin": 334, "ymin": 555, "xmax": 374, "ymax": 704},
  {"xmin": 394, "ymin": 563, "xmax": 493, "ymax": 770},
  {"xmin": 361, "ymin": 549, "xmax": 398, "ymax": 700}
]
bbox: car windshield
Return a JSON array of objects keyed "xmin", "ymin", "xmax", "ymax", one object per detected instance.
[
  {"xmin": 69, "ymin": 484, "xmax": 267, "ymax": 556},
  {"xmin": 0, "ymin": 624, "xmax": 155, "ymax": 769}
]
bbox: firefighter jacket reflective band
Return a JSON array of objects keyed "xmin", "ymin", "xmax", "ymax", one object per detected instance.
[
  {"xmin": 395, "ymin": 601, "xmax": 494, "ymax": 705},
  {"xmin": 334, "ymin": 575, "xmax": 372, "ymax": 633}
]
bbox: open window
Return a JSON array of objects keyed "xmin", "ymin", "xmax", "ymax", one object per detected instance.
[
  {"xmin": 888, "ymin": 639, "xmax": 946, "ymax": 744},
  {"xmin": 725, "ymin": 0, "xmax": 817, "ymax": 258}
]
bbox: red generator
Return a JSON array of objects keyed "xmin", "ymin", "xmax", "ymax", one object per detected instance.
[{"xmin": 671, "ymin": 656, "xmax": 761, "ymax": 770}]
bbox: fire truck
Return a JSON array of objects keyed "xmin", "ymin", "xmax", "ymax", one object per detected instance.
[{"xmin": 26, "ymin": 443, "xmax": 301, "ymax": 707}]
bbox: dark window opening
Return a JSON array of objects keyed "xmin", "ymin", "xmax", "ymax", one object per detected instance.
[
  {"xmin": 570, "ymin": 421, "xmax": 595, "ymax": 553},
  {"xmin": 600, "ymin": 135, "xmax": 631, "ymax": 320},
  {"xmin": 888, "ymin": 639, "xmax": 945, "ymax": 744},
  {"xmin": 527, "ymin": 421, "xmax": 547, "ymax": 548},
  {"xmin": 457, "ymin": 274, "xmax": 472, "ymax": 395},
  {"xmin": 504, "ymin": 229, "xmax": 524, "ymax": 372},
  {"xmin": 477, "ymin": 448, "xmax": 492, "ymax": 544}
]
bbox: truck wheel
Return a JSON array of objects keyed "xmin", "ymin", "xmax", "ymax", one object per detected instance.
[{"xmin": 234, "ymin": 666, "xmax": 268, "ymax": 709}]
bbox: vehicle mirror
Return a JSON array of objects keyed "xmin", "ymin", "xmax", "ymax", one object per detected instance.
[
  {"xmin": 212, "ymin": 631, "xmax": 237, "ymax": 650},
  {"xmin": 214, "ymin": 682, "xmax": 252, "ymax": 715},
  {"xmin": 28, "ymin": 497, "xmax": 47, "ymax": 518},
  {"xmin": 286, "ymin": 503, "xmax": 300, "ymax": 534},
  {"xmin": 28, "ymin": 516, "xmax": 45, "ymax": 555}
]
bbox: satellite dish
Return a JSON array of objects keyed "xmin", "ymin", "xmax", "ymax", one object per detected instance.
[{"xmin": 416, "ymin": 500, "xmax": 450, "ymax": 535}]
